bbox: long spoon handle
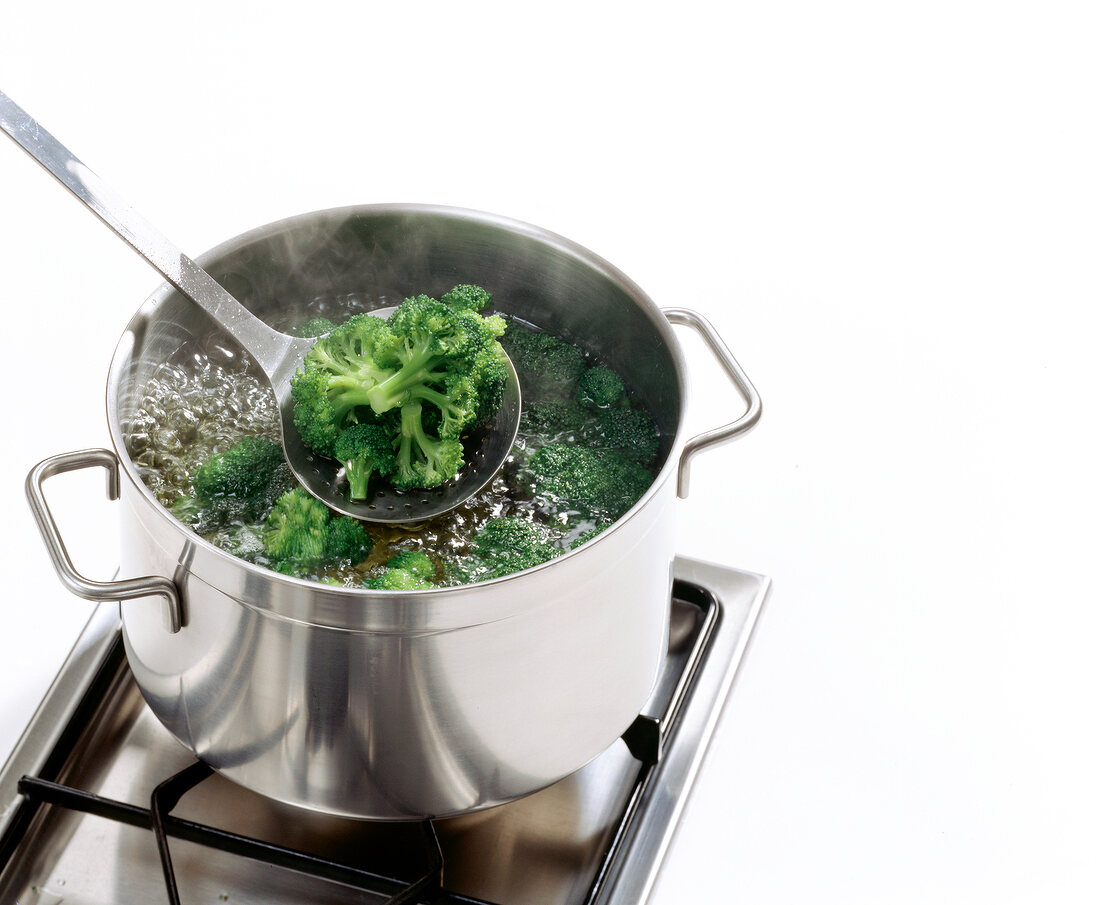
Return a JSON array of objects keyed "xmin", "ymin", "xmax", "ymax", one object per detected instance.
[{"xmin": 0, "ymin": 89, "xmax": 293, "ymax": 377}]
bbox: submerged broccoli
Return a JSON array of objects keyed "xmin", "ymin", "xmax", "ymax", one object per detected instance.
[
  {"xmin": 366, "ymin": 549, "xmax": 436, "ymax": 590},
  {"xmin": 262, "ymin": 488, "xmax": 372, "ymax": 573},
  {"xmin": 569, "ymin": 524, "xmax": 608, "ymax": 549},
  {"xmin": 577, "ymin": 366, "xmax": 625, "ymax": 409},
  {"xmin": 591, "ymin": 407, "xmax": 659, "ymax": 465},
  {"xmin": 502, "ymin": 327, "xmax": 586, "ymax": 401},
  {"xmin": 526, "ymin": 445, "xmax": 652, "ymax": 522},
  {"xmin": 173, "ymin": 437, "xmax": 295, "ymax": 532},
  {"xmin": 446, "ymin": 517, "xmax": 563, "ymax": 584},
  {"xmin": 519, "ymin": 399, "xmax": 590, "ymax": 437},
  {"xmin": 290, "ymin": 286, "xmax": 509, "ymax": 491},
  {"xmin": 334, "ymin": 423, "xmax": 396, "ymax": 501},
  {"xmin": 386, "ymin": 549, "xmax": 434, "ymax": 578},
  {"xmin": 292, "ymin": 317, "xmax": 337, "ymax": 338}
]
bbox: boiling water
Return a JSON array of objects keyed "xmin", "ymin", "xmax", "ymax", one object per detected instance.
[{"xmin": 122, "ymin": 302, "xmax": 629, "ymax": 586}]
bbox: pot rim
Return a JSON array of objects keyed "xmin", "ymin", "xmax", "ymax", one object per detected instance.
[{"xmin": 105, "ymin": 202, "xmax": 688, "ymax": 604}]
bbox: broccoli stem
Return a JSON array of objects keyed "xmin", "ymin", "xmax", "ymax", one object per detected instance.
[
  {"xmin": 344, "ymin": 459, "xmax": 373, "ymax": 500},
  {"xmin": 364, "ymin": 342, "xmax": 444, "ymax": 414}
]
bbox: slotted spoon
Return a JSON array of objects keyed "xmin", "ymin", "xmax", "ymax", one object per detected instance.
[{"xmin": 0, "ymin": 89, "xmax": 521, "ymax": 523}]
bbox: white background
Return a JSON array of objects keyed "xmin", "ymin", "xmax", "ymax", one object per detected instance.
[{"xmin": 1, "ymin": 2, "xmax": 1098, "ymax": 901}]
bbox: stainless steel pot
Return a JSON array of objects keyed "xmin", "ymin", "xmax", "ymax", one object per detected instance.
[{"xmin": 26, "ymin": 205, "xmax": 760, "ymax": 820}]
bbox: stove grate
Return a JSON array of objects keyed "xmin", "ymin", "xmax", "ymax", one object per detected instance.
[{"xmin": 17, "ymin": 770, "xmax": 471, "ymax": 904}]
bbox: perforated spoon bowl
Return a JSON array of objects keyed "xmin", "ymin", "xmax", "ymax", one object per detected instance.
[{"xmin": 0, "ymin": 90, "xmax": 520, "ymax": 523}]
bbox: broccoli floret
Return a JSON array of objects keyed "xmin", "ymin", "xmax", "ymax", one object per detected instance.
[
  {"xmin": 333, "ymin": 423, "xmax": 396, "ymax": 501},
  {"xmin": 569, "ymin": 524, "xmax": 609, "ymax": 549},
  {"xmin": 446, "ymin": 517, "xmax": 563, "ymax": 583},
  {"xmin": 526, "ymin": 445, "xmax": 652, "ymax": 522},
  {"xmin": 385, "ymin": 549, "xmax": 435, "ymax": 578},
  {"xmin": 502, "ymin": 327, "xmax": 586, "ymax": 401},
  {"xmin": 326, "ymin": 514, "xmax": 375, "ymax": 561},
  {"xmin": 440, "ymin": 283, "xmax": 492, "ymax": 312},
  {"xmin": 291, "ymin": 313, "xmax": 397, "ymax": 457},
  {"xmin": 365, "ymin": 548, "xmax": 436, "ymax": 590},
  {"xmin": 179, "ymin": 437, "xmax": 295, "ymax": 530},
  {"xmin": 577, "ymin": 366, "xmax": 625, "ymax": 409},
  {"xmin": 290, "ymin": 287, "xmax": 508, "ymax": 491},
  {"xmin": 377, "ymin": 294, "xmax": 507, "ymax": 431},
  {"xmin": 591, "ymin": 407, "xmax": 659, "ymax": 465},
  {"xmin": 367, "ymin": 568, "xmax": 434, "ymax": 591},
  {"xmin": 519, "ymin": 399, "xmax": 590, "ymax": 437},
  {"xmin": 292, "ymin": 317, "xmax": 337, "ymax": 338},
  {"xmin": 263, "ymin": 488, "xmax": 372, "ymax": 572},
  {"xmin": 391, "ymin": 402, "xmax": 466, "ymax": 489}
]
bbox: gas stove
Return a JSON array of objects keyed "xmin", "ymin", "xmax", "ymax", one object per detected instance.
[{"xmin": 0, "ymin": 557, "xmax": 767, "ymax": 905}]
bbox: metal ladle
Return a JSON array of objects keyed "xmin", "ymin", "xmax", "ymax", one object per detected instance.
[{"xmin": 0, "ymin": 90, "xmax": 521, "ymax": 524}]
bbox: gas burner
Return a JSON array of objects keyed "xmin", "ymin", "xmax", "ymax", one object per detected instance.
[{"xmin": 0, "ymin": 558, "xmax": 767, "ymax": 905}]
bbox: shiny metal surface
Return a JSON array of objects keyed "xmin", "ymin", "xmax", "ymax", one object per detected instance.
[
  {"xmin": 0, "ymin": 559, "xmax": 769, "ymax": 905},
  {"xmin": 109, "ymin": 204, "xmax": 690, "ymax": 819},
  {"xmin": 1, "ymin": 90, "xmax": 520, "ymax": 523},
  {"xmin": 27, "ymin": 204, "xmax": 758, "ymax": 818},
  {"xmin": 662, "ymin": 308, "xmax": 763, "ymax": 498},
  {"xmin": 24, "ymin": 448, "xmax": 182, "ymax": 632}
]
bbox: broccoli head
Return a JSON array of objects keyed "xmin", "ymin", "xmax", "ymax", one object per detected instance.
[
  {"xmin": 334, "ymin": 423, "xmax": 396, "ymax": 501},
  {"xmin": 367, "ymin": 568, "xmax": 434, "ymax": 590},
  {"xmin": 519, "ymin": 399, "xmax": 590, "ymax": 438},
  {"xmin": 292, "ymin": 317, "xmax": 337, "ymax": 338},
  {"xmin": 440, "ymin": 283, "xmax": 493, "ymax": 312},
  {"xmin": 290, "ymin": 313, "xmax": 398, "ymax": 457},
  {"xmin": 385, "ymin": 549, "xmax": 435, "ymax": 578},
  {"xmin": 263, "ymin": 488, "xmax": 372, "ymax": 573},
  {"xmin": 366, "ymin": 549, "xmax": 436, "ymax": 590},
  {"xmin": 502, "ymin": 327, "xmax": 586, "ymax": 401},
  {"xmin": 591, "ymin": 407, "xmax": 659, "ymax": 465},
  {"xmin": 446, "ymin": 517, "xmax": 564, "ymax": 584},
  {"xmin": 176, "ymin": 437, "xmax": 295, "ymax": 532},
  {"xmin": 569, "ymin": 523, "xmax": 608, "ymax": 549},
  {"xmin": 526, "ymin": 444, "xmax": 653, "ymax": 522},
  {"xmin": 290, "ymin": 286, "xmax": 509, "ymax": 491},
  {"xmin": 577, "ymin": 366, "xmax": 625, "ymax": 409}
]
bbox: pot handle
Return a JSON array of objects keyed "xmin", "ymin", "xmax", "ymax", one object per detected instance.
[
  {"xmin": 26, "ymin": 448, "xmax": 183, "ymax": 633},
  {"xmin": 663, "ymin": 307, "xmax": 762, "ymax": 498}
]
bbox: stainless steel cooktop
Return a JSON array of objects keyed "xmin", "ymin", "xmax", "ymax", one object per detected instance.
[{"xmin": 0, "ymin": 557, "xmax": 768, "ymax": 905}]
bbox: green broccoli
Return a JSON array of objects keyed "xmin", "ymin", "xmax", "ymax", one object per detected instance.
[
  {"xmin": 519, "ymin": 399, "xmax": 590, "ymax": 437},
  {"xmin": 446, "ymin": 517, "xmax": 564, "ymax": 583},
  {"xmin": 292, "ymin": 317, "xmax": 337, "ymax": 338},
  {"xmin": 385, "ymin": 549, "xmax": 435, "ymax": 578},
  {"xmin": 569, "ymin": 524, "xmax": 608, "ymax": 549},
  {"xmin": 577, "ymin": 366, "xmax": 625, "ymax": 409},
  {"xmin": 591, "ymin": 407, "xmax": 659, "ymax": 465},
  {"xmin": 173, "ymin": 437, "xmax": 295, "ymax": 532},
  {"xmin": 502, "ymin": 327, "xmax": 586, "ymax": 401},
  {"xmin": 366, "ymin": 549, "xmax": 436, "ymax": 590},
  {"xmin": 526, "ymin": 445, "xmax": 652, "ymax": 522},
  {"xmin": 262, "ymin": 488, "xmax": 372, "ymax": 572},
  {"xmin": 333, "ymin": 423, "xmax": 396, "ymax": 500},
  {"xmin": 390, "ymin": 402, "xmax": 466, "ymax": 489},
  {"xmin": 440, "ymin": 283, "xmax": 493, "ymax": 312},
  {"xmin": 367, "ymin": 569, "xmax": 434, "ymax": 590},
  {"xmin": 290, "ymin": 286, "xmax": 509, "ymax": 491},
  {"xmin": 290, "ymin": 313, "xmax": 397, "ymax": 457}
]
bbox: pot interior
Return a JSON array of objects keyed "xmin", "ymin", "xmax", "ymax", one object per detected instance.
[{"xmin": 112, "ymin": 205, "xmax": 684, "ymax": 494}]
